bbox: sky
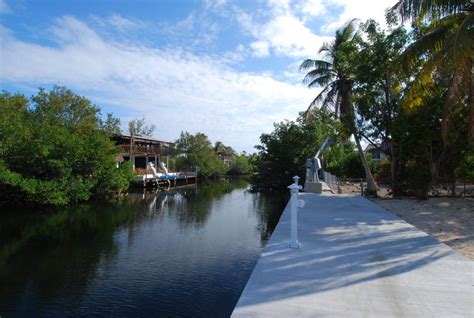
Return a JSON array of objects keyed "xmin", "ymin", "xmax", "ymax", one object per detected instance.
[{"xmin": 0, "ymin": 0, "xmax": 397, "ymax": 153}]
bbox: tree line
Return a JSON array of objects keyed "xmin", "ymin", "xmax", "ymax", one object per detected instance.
[
  {"xmin": 254, "ymin": 0, "xmax": 473, "ymax": 198},
  {"xmin": 174, "ymin": 131, "xmax": 254, "ymax": 177},
  {"xmin": 0, "ymin": 87, "xmax": 254, "ymax": 207},
  {"xmin": 0, "ymin": 87, "xmax": 132, "ymax": 206}
]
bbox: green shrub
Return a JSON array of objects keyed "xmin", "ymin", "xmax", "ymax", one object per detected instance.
[
  {"xmin": 227, "ymin": 155, "xmax": 254, "ymax": 175},
  {"xmin": 0, "ymin": 87, "xmax": 132, "ymax": 207},
  {"xmin": 375, "ymin": 160, "xmax": 391, "ymax": 180}
]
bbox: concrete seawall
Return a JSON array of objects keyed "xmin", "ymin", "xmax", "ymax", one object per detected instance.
[{"xmin": 232, "ymin": 193, "xmax": 474, "ymax": 317}]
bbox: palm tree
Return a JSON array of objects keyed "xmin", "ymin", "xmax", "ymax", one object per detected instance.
[
  {"xmin": 392, "ymin": 0, "xmax": 474, "ymax": 144},
  {"xmin": 300, "ymin": 20, "xmax": 378, "ymax": 194}
]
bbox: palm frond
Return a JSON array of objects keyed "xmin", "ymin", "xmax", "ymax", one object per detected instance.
[
  {"xmin": 400, "ymin": 50, "xmax": 443, "ymax": 109},
  {"xmin": 398, "ymin": 23, "xmax": 451, "ymax": 68},
  {"xmin": 304, "ymin": 83, "xmax": 336, "ymax": 119},
  {"xmin": 318, "ymin": 42, "xmax": 334, "ymax": 55},
  {"xmin": 392, "ymin": 0, "xmax": 471, "ymax": 22},
  {"xmin": 320, "ymin": 84, "xmax": 339, "ymax": 112},
  {"xmin": 451, "ymin": 13, "xmax": 474, "ymax": 68},
  {"xmin": 306, "ymin": 74, "xmax": 334, "ymax": 88},
  {"xmin": 340, "ymin": 19, "xmax": 359, "ymax": 43},
  {"xmin": 441, "ymin": 63, "xmax": 469, "ymax": 142},
  {"xmin": 299, "ymin": 59, "xmax": 332, "ymax": 72}
]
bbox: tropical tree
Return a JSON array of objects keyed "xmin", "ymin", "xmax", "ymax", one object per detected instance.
[
  {"xmin": 391, "ymin": 0, "xmax": 474, "ymax": 144},
  {"xmin": 214, "ymin": 141, "xmax": 236, "ymax": 157},
  {"xmin": 354, "ymin": 20, "xmax": 409, "ymax": 193},
  {"xmin": 175, "ymin": 131, "xmax": 227, "ymax": 177},
  {"xmin": 300, "ymin": 20, "xmax": 378, "ymax": 194},
  {"xmin": 253, "ymin": 110, "xmax": 355, "ymax": 190}
]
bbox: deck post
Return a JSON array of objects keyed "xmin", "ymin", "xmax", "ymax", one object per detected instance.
[{"xmin": 288, "ymin": 176, "xmax": 302, "ymax": 249}]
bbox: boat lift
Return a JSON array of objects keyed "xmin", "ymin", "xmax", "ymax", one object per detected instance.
[{"xmin": 304, "ymin": 137, "xmax": 332, "ymax": 193}]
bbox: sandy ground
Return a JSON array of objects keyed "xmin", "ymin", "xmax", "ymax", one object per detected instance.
[
  {"xmin": 371, "ymin": 197, "xmax": 474, "ymax": 260},
  {"xmin": 336, "ymin": 181, "xmax": 474, "ymax": 260},
  {"xmin": 338, "ymin": 181, "xmax": 392, "ymax": 197}
]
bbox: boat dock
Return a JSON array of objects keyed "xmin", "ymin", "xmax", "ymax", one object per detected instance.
[
  {"xmin": 232, "ymin": 193, "xmax": 474, "ymax": 317},
  {"xmin": 138, "ymin": 171, "xmax": 197, "ymax": 188}
]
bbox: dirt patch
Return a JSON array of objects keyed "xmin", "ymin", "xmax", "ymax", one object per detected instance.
[
  {"xmin": 371, "ymin": 197, "xmax": 474, "ymax": 260},
  {"xmin": 338, "ymin": 181, "xmax": 392, "ymax": 197}
]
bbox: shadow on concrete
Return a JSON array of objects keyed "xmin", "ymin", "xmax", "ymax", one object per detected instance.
[{"xmin": 237, "ymin": 195, "xmax": 457, "ymax": 307}]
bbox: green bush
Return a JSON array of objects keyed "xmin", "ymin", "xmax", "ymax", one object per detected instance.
[
  {"xmin": 227, "ymin": 155, "xmax": 254, "ymax": 175},
  {"xmin": 252, "ymin": 110, "xmax": 359, "ymax": 190},
  {"xmin": 175, "ymin": 132, "xmax": 227, "ymax": 177},
  {"xmin": 398, "ymin": 160, "xmax": 432, "ymax": 199},
  {"xmin": 0, "ymin": 87, "xmax": 132, "ymax": 207},
  {"xmin": 375, "ymin": 160, "xmax": 391, "ymax": 180},
  {"xmin": 455, "ymin": 149, "xmax": 474, "ymax": 181}
]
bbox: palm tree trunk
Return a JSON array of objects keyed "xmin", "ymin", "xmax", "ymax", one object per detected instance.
[
  {"xmin": 353, "ymin": 131, "xmax": 378, "ymax": 195},
  {"xmin": 342, "ymin": 85, "xmax": 378, "ymax": 195},
  {"xmin": 469, "ymin": 61, "xmax": 474, "ymax": 145}
]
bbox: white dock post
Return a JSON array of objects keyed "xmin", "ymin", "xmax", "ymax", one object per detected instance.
[{"xmin": 288, "ymin": 175, "xmax": 302, "ymax": 249}]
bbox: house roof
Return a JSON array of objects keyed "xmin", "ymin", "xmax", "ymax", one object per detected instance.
[{"xmin": 115, "ymin": 134, "xmax": 174, "ymax": 146}]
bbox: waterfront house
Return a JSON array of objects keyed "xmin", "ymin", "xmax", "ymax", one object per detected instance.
[{"xmin": 113, "ymin": 134, "xmax": 175, "ymax": 170}]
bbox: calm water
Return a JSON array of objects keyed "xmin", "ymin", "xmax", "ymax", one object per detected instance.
[{"xmin": 0, "ymin": 179, "xmax": 288, "ymax": 317}]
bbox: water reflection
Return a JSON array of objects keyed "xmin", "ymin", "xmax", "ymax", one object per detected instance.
[{"xmin": 0, "ymin": 178, "xmax": 288, "ymax": 317}]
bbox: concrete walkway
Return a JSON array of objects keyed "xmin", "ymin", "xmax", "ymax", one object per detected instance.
[{"xmin": 232, "ymin": 194, "xmax": 474, "ymax": 317}]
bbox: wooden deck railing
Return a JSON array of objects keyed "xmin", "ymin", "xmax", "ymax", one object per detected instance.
[{"xmin": 119, "ymin": 145, "xmax": 175, "ymax": 156}]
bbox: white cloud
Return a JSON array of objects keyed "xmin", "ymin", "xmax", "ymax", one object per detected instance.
[
  {"xmin": 0, "ymin": 0, "xmax": 11, "ymax": 14},
  {"xmin": 235, "ymin": 5, "xmax": 332, "ymax": 58},
  {"xmin": 234, "ymin": 0, "xmax": 397, "ymax": 58},
  {"xmin": 0, "ymin": 17, "xmax": 317, "ymax": 152},
  {"xmin": 257, "ymin": 14, "xmax": 331, "ymax": 58},
  {"xmin": 321, "ymin": 0, "xmax": 397, "ymax": 32},
  {"xmin": 107, "ymin": 14, "xmax": 146, "ymax": 31},
  {"xmin": 250, "ymin": 41, "xmax": 270, "ymax": 57},
  {"xmin": 297, "ymin": 0, "xmax": 326, "ymax": 17}
]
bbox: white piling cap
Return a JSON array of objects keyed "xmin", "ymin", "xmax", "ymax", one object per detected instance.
[{"xmin": 288, "ymin": 183, "xmax": 301, "ymax": 190}]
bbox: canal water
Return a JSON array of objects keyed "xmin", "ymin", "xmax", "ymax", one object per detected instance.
[{"xmin": 0, "ymin": 179, "xmax": 288, "ymax": 317}]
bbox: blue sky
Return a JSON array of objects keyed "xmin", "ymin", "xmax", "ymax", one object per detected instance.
[{"xmin": 0, "ymin": 0, "xmax": 396, "ymax": 152}]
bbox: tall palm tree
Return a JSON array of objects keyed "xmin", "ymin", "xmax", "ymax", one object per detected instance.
[
  {"xmin": 300, "ymin": 20, "xmax": 378, "ymax": 194},
  {"xmin": 392, "ymin": 0, "xmax": 474, "ymax": 144}
]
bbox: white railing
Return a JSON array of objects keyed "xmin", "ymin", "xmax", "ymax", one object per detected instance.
[{"xmin": 322, "ymin": 170, "xmax": 340, "ymax": 194}]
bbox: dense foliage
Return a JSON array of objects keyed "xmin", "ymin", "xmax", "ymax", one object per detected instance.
[
  {"xmin": 252, "ymin": 110, "xmax": 367, "ymax": 190},
  {"xmin": 0, "ymin": 87, "xmax": 132, "ymax": 206},
  {"xmin": 175, "ymin": 132, "xmax": 253, "ymax": 177},
  {"xmin": 255, "ymin": 1, "xmax": 473, "ymax": 197}
]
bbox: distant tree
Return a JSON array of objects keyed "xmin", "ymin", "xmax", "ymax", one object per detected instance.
[
  {"xmin": 100, "ymin": 113, "xmax": 121, "ymax": 136},
  {"xmin": 128, "ymin": 117, "xmax": 155, "ymax": 137},
  {"xmin": 0, "ymin": 87, "xmax": 132, "ymax": 206},
  {"xmin": 127, "ymin": 117, "xmax": 156, "ymax": 170},
  {"xmin": 227, "ymin": 154, "xmax": 254, "ymax": 175},
  {"xmin": 176, "ymin": 131, "xmax": 193, "ymax": 153},
  {"xmin": 214, "ymin": 141, "xmax": 236, "ymax": 156},
  {"xmin": 253, "ymin": 110, "xmax": 353, "ymax": 190},
  {"xmin": 175, "ymin": 131, "xmax": 227, "ymax": 177}
]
